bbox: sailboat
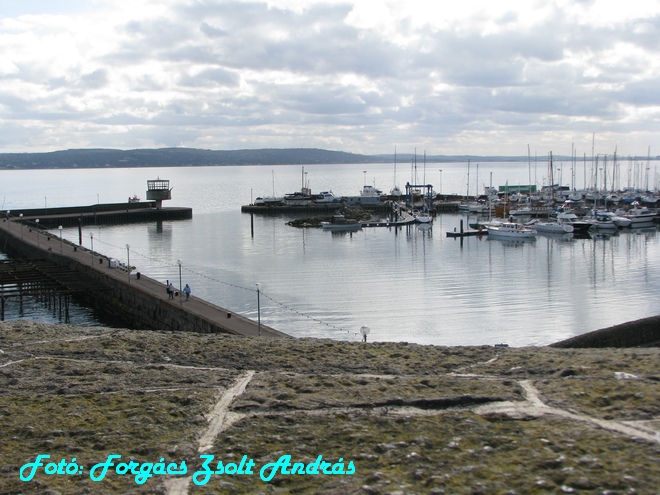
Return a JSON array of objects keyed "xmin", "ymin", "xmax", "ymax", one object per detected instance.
[{"xmin": 254, "ymin": 170, "xmax": 284, "ymax": 206}]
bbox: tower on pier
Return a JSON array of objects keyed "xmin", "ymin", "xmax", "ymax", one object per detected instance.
[{"xmin": 146, "ymin": 179, "xmax": 172, "ymax": 209}]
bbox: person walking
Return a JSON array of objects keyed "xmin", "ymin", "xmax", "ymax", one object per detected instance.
[
  {"xmin": 183, "ymin": 284, "xmax": 191, "ymax": 301},
  {"xmin": 167, "ymin": 282, "xmax": 175, "ymax": 299}
]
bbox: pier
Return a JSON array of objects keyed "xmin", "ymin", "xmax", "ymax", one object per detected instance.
[
  {"xmin": 8, "ymin": 201, "xmax": 192, "ymax": 229},
  {"xmin": 242, "ymin": 201, "xmax": 459, "ymax": 215},
  {"xmin": 0, "ymin": 209, "xmax": 286, "ymax": 338}
]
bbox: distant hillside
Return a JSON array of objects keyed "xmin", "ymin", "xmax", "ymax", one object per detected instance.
[
  {"xmin": 1, "ymin": 147, "xmax": 652, "ymax": 169},
  {"xmin": 0, "ymin": 148, "xmax": 382, "ymax": 169}
]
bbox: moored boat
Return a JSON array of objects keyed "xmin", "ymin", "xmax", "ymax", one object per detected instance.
[
  {"xmin": 556, "ymin": 212, "xmax": 591, "ymax": 233},
  {"xmin": 527, "ymin": 219, "xmax": 574, "ymax": 234},
  {"xmin": 283, "ymin": 191, "xmax": 313, "ymax": 206},
  {"xmin": 315, "ymin": 191, "xmax": 342, "ymax": 203},
  {"xmin": 321, "ymin": 214, "xmax": 362, "ymax": 231},
  {"xmin": 487, "ymin": 222, "xmax": 537, "ymax": 238},
  {"xmin": 616, "ymin": 205, "xmax": 657, "ymax": 224},
  {"xmin": 413, "ymin": 209, "xmax": 433, "ymax": 223},
  {"xmin": 594, "ymin": 211, "xmax": 632, "ymax": 228}
]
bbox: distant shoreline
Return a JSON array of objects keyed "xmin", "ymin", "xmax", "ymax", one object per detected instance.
[{"xmin": 3, "ymin": 147, "xmax": 658, "ymax": 170}]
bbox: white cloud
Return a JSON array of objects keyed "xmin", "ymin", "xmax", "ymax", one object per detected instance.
[{"xmin": 0, "ymin": 0, "xmax": 659, "ymax": 156}]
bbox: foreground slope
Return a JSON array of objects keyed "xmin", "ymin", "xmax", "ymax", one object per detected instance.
[{"xmin": 1, "ymin": 321, "xmax": 658, "ymax": 494}]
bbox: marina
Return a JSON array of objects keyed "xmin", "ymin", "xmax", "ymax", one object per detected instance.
[{"xmin": 0, "ymin": 162, "xmax": 658, "ymax": 346}]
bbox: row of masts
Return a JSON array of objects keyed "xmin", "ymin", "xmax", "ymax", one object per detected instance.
[{"xmin": 393, "ymin": 142, "xmax": 657, "ymax": 199}]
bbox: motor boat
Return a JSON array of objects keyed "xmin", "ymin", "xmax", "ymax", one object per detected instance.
[
  {"xmin": 594, "ymin": 211, "xmax": 632, "ymax": 228},
  {"xmin": 527, "ymin": 219, "xmax": 573, "ymax": 234},
  {"xmin": 315, "ymin": 191, "xmax": 342, "ymax": 203},
  {"xmin": 321, "ymin": 215, "xmax": 362, "ymax": 231},
  {"xmin": 556, "ymin": 213, "xmax": 591, "ymax": 233},
  {"xmin": 487, "ymin": 222, "xmax": 537, "ymax": 238}
]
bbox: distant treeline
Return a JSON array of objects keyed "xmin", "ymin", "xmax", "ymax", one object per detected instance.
[{"xmin": 0, "ymin": 147, "xmax": 656, "ymax": 169}]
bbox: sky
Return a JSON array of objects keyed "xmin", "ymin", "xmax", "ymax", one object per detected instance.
[{"xmin": 1, "ymin": 0, "xmax": 659, "ymax": 157}]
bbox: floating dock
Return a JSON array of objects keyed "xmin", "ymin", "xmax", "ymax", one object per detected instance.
[
  {"xmin": 446, "ymin": 229, "xmax": 487, "ymax": 238},
  {"xmin": 446, "ymin": 219, "xmax": 487, "ymax": 238}
]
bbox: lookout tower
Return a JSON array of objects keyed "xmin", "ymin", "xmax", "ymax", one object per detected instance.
[{"xmin": 146, "ymin": 179, "xmax": 172, "ymax": 209}]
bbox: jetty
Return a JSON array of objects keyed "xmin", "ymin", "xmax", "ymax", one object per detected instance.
[
  {"xmin": 0, "ymin": 216, "xmax": 284, "ymax": 337},
  {"xmin": 0, "ymin": 183, "xmax": 285, "ymax": 338}
]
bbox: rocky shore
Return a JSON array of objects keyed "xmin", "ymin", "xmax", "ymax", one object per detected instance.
[{"xmin": 1, "ymin": 320, "xmax": 658, "ymax": 494}]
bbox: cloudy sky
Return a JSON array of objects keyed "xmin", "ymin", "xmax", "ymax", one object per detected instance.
[{"xmin": 1, "ymin": 0, "xmax": 659, "ymax": 156}]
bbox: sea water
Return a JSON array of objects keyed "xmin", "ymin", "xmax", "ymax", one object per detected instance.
[{"xmin": 1, "ymin": 162, "xmax": 658, "ymax": 346}]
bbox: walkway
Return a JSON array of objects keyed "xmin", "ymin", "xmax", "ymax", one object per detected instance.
[{"xmin": 0, "ymin": 215, "xmax": 288, "ymax": 338}]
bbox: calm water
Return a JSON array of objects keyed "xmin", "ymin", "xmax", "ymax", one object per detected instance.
[{"xmin": 1, "ymin": 162, "xmax": 658, "ymax": 346}]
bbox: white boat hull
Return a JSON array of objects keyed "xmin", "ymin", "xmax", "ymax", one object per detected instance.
[
  {"xmin": 487, "ymin": 223, "xmax": 537, "ymax": 238},
  {"xmin": 534, "ymin": 223, "xmax": 574, "ymax": 234}
]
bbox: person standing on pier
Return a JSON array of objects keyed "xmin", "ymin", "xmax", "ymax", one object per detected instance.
[
  {"xmin": 183, "ymin": 284, "xmax": 191, "ymax": 301},
  {"xmin": 167, "ymin": 281, "xmax": 175, "ymax": 299}
]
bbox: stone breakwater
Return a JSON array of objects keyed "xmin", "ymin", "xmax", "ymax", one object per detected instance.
[{"xmin": 1, "ymin": 320, "xmax": 659, "ymax": 494}]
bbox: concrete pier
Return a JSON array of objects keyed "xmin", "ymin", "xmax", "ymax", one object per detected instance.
[
  {"xmin": 9, "ymin": 201, "xmax": 192, "ymax": 228},
  {"xmin": 0, "ymin": 213, "xmax": 287, "ymax": 338}
]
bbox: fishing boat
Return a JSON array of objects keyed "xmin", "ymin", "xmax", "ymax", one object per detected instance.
[
  {"xmin": 361, "ymin": 185, "xmax": 383, "ymax": 197},
  {"xmin": 487, "ymin": 222, "xmax": 537, "ymax": 238}
]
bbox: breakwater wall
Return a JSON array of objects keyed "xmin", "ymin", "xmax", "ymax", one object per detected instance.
[
  {"xmin": 11, "ymin": 202, "xmax": 192, "ymax": 228},
  {"xmin": 0, "ymin": 218, "xmax": 284, "ymax": 337}
]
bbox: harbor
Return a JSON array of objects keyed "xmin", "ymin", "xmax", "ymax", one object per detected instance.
[{"xmin": 1, "ymin": 163, "xmax": 658, "ymax": 346}]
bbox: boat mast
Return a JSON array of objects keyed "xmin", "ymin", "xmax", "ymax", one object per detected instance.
[
  {"xmin": 476, "ymin": 163, "xmax": 479, "ymax": 198},
  {"xmin": 549, "ymin": 151, "xmax": 555, "ymax": 203},
  {"xmin": 394, "ymin": 146, "xmax": 397, "ymax": 188},
  {"xmin": 466, "ymin": 159, "xmax": 470, "ymax": 199},
  {"xmin": 527, "ymin": 144, "xmax": 531, "ymax": 192}
]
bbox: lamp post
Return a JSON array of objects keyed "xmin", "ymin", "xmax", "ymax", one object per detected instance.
[
  {"xmin": 58, "ymin": 226, "xmax": 63, "ymax": 253},
  {"xmin": 35, "ymin": 219, "xmax": 40, "ymax": 248},
  {"xmin": 6, "ymin": 211, "xmax": 10, "ymax": 231},
  {"xmin": 360, "ymin": 325, "xmax": 370, "ymax": 343},
  {"xmin": 256, "ymin": 283, "xmax": 261, "ymax": 336},
  {"xmin": 177, "ymin": 259, "xmax": 182, "ymax": 305},
  {"xmin": 19, "ymin": 213, "xmax": 23, "ymax": 239},
  {"xmin": 438, "ymin": 170, "xmax": 443, "ymax": 196},
  {"xmin": 90, "ymin": 233, "xmax": 94, "ymax": 266},
  {"xmin": 126, "ymin": 244, "xmax": 131, "ymax": 284}
]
